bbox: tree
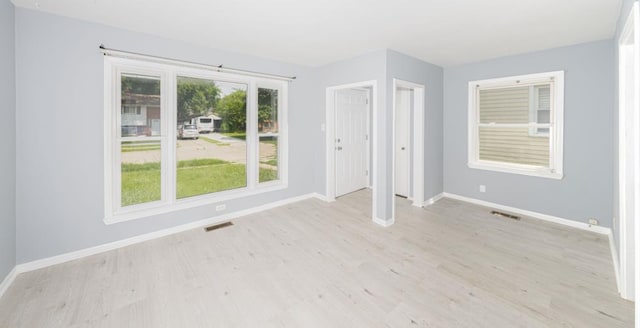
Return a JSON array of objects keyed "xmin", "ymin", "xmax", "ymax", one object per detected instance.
[
  {"xmin": 177, "ymin": 78, "xmax": 220, "ymax": 123},
  {"xmin": 204, "ymin": 88, "xmax": 277, "ymax": 133},
  {"xmin": 217, "ymin": 90, "xmax": 247, "ymax": 132},
  {"xmin": 258, "ymin": 88, "xmax": 278, "ymax": 132},
  {"xmin": 122, "ymin": 76, "xmax": 160, "ymax": 95}
]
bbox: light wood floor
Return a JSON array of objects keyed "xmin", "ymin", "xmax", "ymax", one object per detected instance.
[{"xmin": 0, "ymin": 190, "xmax": 633, "ymax": 327}]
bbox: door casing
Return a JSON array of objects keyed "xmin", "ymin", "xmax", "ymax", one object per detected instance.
[
  {"xmin": 392, "ymin": 78, "xmax": 426, "ymax": 217},
  {"xmin": 325, "ymin": 81, "xmax": 378, "ymax": 222},
  {"xmin": 618, "ymin": 1, "xmax": 640, "ymax": 303}
]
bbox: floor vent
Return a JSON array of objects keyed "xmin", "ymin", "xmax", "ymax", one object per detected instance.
[
  {"xmin": 204, "ymin": 222, "xmax": 234, "ymax": 232},
  {"xmin": 491, "ymin": 211, "xmax": 520, "ymax": 221}
]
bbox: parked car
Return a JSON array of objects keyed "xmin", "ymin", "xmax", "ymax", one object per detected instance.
[{"xmin": 178, "ymin": 124, "xmax": 199, "ymax": 139}]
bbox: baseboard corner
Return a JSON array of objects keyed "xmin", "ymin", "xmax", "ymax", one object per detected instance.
[
  {"xmin": 373, "ymin": 217, "xmax": 395, "ymax": 227},
  {"xmin": 0, "ymin": 266, "xmax": 17, "ymax": 300},
  {"xmin": 312, "ymin": 193, "xmax": 335, "ymax": 202},
  {"xmin": 423, "ymin": 192, "xmax": 444, "ymax": 207}
]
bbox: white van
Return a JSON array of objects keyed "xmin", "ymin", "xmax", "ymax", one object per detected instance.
[{"xmin": 191, "ymin": 116, "xmax": 214, "ymax": 133}]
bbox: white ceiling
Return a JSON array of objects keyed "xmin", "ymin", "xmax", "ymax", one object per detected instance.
[{"xmin": 11, "ymin": 0, "xmax": 623, "ymax": 67}]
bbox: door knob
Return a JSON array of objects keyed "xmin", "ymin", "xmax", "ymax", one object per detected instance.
[
  {"xmin": 401, "ymin": 147, "xmax": 406, "ymax": 150},
  {"xmin": 337, "ymin": 146, "xmax": 343, "ymax": 150}
]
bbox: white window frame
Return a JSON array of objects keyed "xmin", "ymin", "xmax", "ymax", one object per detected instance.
[
  {"xmin": 467, "ymin": 71, "xmax": 564, "ymax": 179},
  {"xmin": 256, "ymin": 82, "xmax": 286, "ymax": 186},
  {"xmin": 104, "ymin": 56, "xmax": 288, "ymax": 224},
  {"xmin": 528, "ymin": 85, "xmax": 551, "ymax": 137}
]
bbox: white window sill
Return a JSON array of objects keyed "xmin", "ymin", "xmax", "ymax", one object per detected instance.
[
  {"xmin": 468, "ymin": 161, "xmax": 563, "ymax": 180},
  {"xmin": 104, "ymin": 182, "xmax": 287, "ymax": 225}
]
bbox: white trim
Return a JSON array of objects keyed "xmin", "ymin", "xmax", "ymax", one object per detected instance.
[
  {"xmin": 608, "ymin": 230, "xmax": 621, "ymax": 294},
  {"xmin": 391, "ymin": 79, "xmax": 426, "ymax": 210},
  {"xmin": 311, "ymin": 192, "xmax": 334, "ymax": 203},
  {"xmin": 467, "ymin": 162, "xmax": 563, "ymax": 180},
  {"xmin": 16, "ymin": 193, "xmax": 322, "ymax": 274},
  {"xmin": 442, "ymin": 192, "xmax": 611, "ymax": 235},
  {"xmin": 106, "ymin": 184, "xmax": 287, "ymax": 224},
  {"xmin": 103, "ymin": 56, "xmax": 289, "ymax": 224},
  {"xmin": 0, "ymin": 267, "xmax": 17, "ymax": 299},
  {"xmin": 373, "ymin": 217, "xmax": 395, "ymax": 227},
  {"xmin": 467, "ymin": 71, "xmax": 564, "ymax": 180},
  {"xmin": 423, "ymin": 193, "xmax": 444, "ymax": 206},
  {"xmin": 618, "ymin": 1, "xmax": 640, "ymax": 303},
  {"xmin": 325, "ymin": 81, "xmax": 378, "ymax": 224}
]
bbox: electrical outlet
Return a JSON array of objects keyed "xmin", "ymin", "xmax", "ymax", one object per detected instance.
[
  {"xmin": 588, "ymin": 218, "xmax": 599, "ymax": 226},
  {"xmin": 216, "ymin": 204, "xmax": 226, "ymax": 211},
  {"xmin": 321, "ymin": 123, "xmax": 326, "ymax": 132},
  {"xmin": 479, "ymin": 185, "xmax": 486, "ymax": 193}
]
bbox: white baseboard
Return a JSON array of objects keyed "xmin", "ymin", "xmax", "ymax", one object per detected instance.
[
  {"xmin": 373, "ymin": 217, "xmax": 394, "ymax": 227},
  {"xmin": 312, "ymin": 193, "xmax": 335, "ymax": 202},
  {"xmin": 607, "ymin": 230, "xmax": 621, "ymax": 294},
  {"xmin": 16, "ymin": 193, "xmax": 322, "ymax": 275},
  {"xmin": 441, "ymin": 193, "xmax": 611, "ymax": 235},
  {"xmin": 423, "ymin": 193, "xmax": 444, "ymax": 207},
  {"xmin": 0, "ymin": 267, "xmax": 17, "ymax": 299}
]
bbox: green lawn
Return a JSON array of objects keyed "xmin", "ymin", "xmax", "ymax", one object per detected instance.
[
  {"xmin": 220, "ymin": 132, "xmax": 247, "ymax": 140},
  {"xmin": 121, "ymin": 158, "xmax": 278, "ymax": 206},
  {"xmin": 200, "ymin": 137, "xmax": 230, "ymax": 146},
  {"xmin": 260, "ymin": 159, "xmax": 278, "ymax": 166},
  {"xmin": 121, "ymin": 141, "xmax": 161, "ymax": 153},
  {"xmin": 121, "ymin": 162, "xmax": 162, "ymax": 206}
]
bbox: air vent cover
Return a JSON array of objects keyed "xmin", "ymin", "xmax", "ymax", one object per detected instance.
[
  {"xmin": 204, "ymin": 222, "xmax": 234, "ymax": 232},
  {"xmin": 491, "ymin": 211, "xmax": 520, "ymax": 220}
]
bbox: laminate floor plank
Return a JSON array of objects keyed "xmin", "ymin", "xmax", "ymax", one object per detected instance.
[{"xmin": 0, "ymin": 190, "xmax": 632, "ymax": 327}]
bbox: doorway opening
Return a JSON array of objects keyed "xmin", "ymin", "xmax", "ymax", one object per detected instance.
[
  {"xmin": 326, "ymin": 81, "xmax": 377, "ymax": 222},
  {"xmin": 392, "ymin": 79, "xmax": 425, "ymax": 221}
]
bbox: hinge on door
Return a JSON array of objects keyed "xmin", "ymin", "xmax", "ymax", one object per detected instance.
[
  {"xmin": 366, "ymin": 98, "xmax": 369, "ymax": 105},
  {"xmin": 365, "ymin": 170, "xmax": 369, "ymax": 176},
  {"xmin": 365, "ymin": 134, "xmax": 369, "ymax": 141}
]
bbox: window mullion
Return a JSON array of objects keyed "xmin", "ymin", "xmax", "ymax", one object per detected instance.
[
  {"xmin": 279, "ymin": 84, "xmax": 288, "ymax": 184},
  {"xmin": 112, "ymin": 68, "xmax": 122, "ymax": 214},
  {"xmin": 246, "ymin": 81, "xmax": 258, "ymax": 189},
  {"xmin": 165, "ymin": 72, "xmax": 177, "ymax": 204}
]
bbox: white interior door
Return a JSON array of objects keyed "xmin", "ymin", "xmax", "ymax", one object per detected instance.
[
  {"xmin": 395, "ymin": 88, "xmax": 411, "ymax": 197},
  {"xmin": 335, "ymin": 89, "xmax": 369, "ymax": 197}
]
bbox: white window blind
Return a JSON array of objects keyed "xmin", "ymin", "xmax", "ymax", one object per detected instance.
[
  {"xmin": 468, "ymin": 71, "xmax": 564, "ymax": 179},
  {"xmin": 478, "ymin": 85, "xmax": 550, "ymax": 166}
]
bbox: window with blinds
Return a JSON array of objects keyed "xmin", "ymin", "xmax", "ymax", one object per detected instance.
[{"xmin": 468, "ymin": 71, "xmax": 564, "ymax": 179}]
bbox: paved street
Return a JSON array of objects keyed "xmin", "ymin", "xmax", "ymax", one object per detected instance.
[{"xmin": 121, "ymin": 134, "xmax": 277, "ymax": 166}]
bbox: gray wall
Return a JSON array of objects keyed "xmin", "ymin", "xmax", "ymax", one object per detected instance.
[
  {"xmin": 314, "ymin": 50, "xmax": 444, "ymax": 222},
  {"xmin": 386, "ymin": 50, "xmax": 444, "ymax": 202},
  {"xmin": 14, "ymin": 8, "xmax": 321, "ymax": 263},
  {"xmin": 0, "ymin": 0, "xmax": 16, "ymax": 281},
  {"xmin": 443, "ymin": 40, "xmax": 615, "ymax": 227},
  {"xmin": 613, "ymin": 0, "xmax": 637, "ymax": 263},
  {"xmin": 314, "ymin": 50, "xmax": 390, "ymax": 221},
  {"xmin": 11, "ymin": 5, "xmax": 621, "ymax": 265}
]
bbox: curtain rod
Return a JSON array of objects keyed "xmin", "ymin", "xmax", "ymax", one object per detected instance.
[{"xmin": 99, "ymin": 45, "xmax": 296, "ymax": 82}]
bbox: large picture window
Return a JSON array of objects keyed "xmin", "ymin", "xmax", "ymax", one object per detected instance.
[
  {"xmin": 468, "ymin": 71, "xmax": 564, "ymax": 179},
  {"xmin": 104, "ymin": 57, "xmax": 288, "ymax": 223}
]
